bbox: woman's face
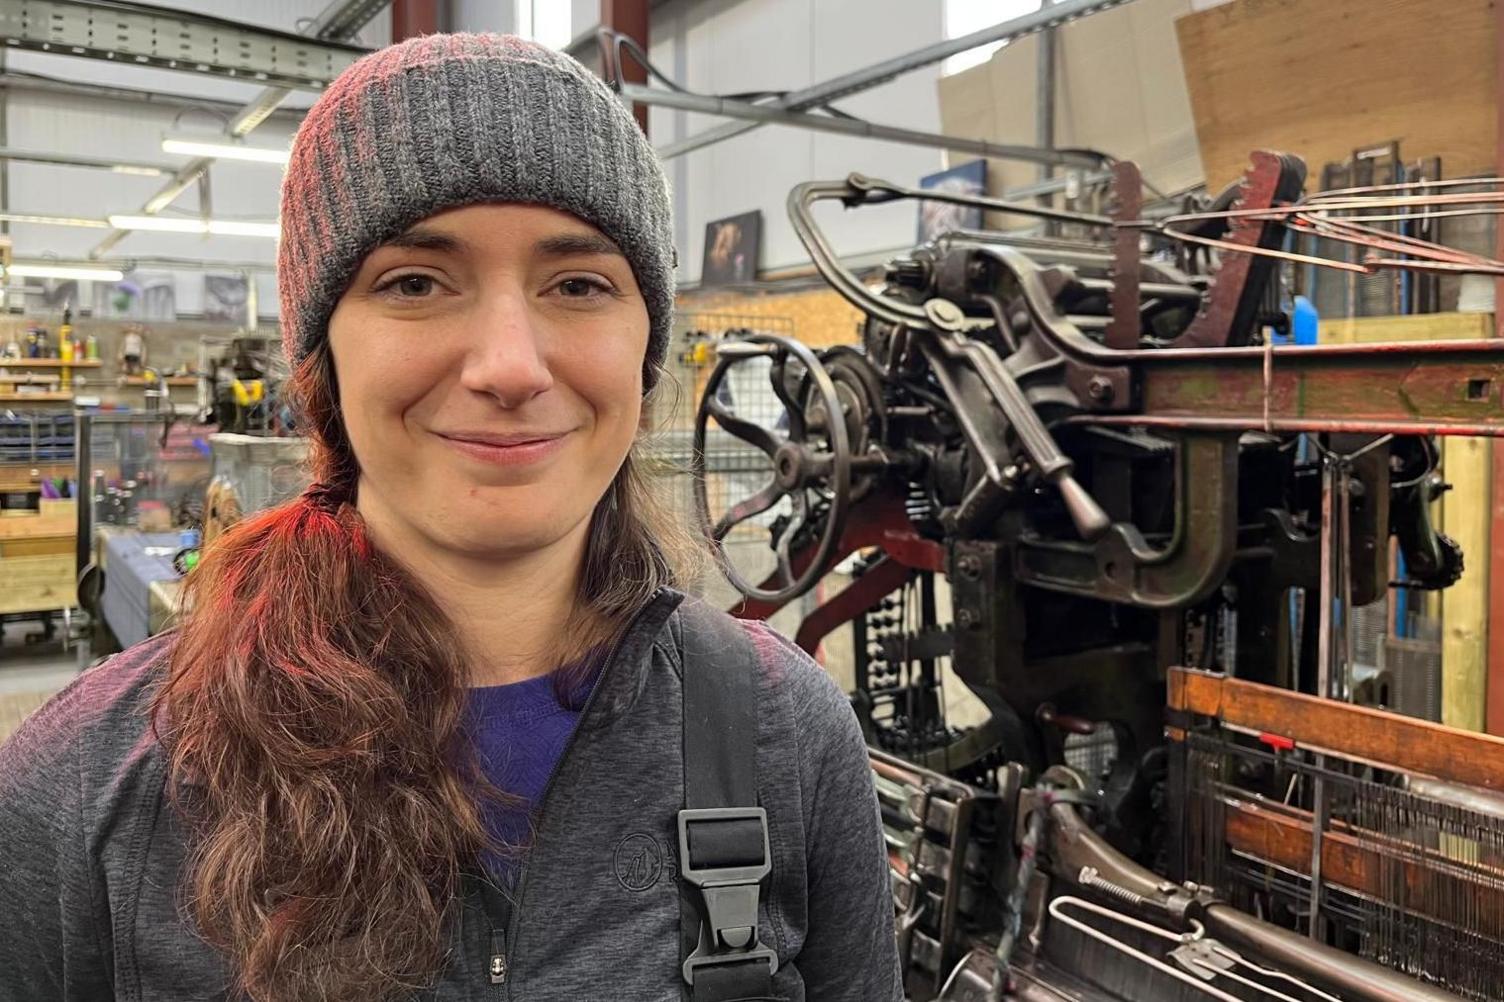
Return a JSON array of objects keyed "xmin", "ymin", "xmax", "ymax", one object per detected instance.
[{"xmin": 328, "ymin": 203, "xmax": 649, "ymax": 561}]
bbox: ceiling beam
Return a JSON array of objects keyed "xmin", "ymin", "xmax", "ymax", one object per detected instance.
[
  {"xmin": 88, "ymin": 0, "xmax": 391, "ymax": 260},
  {"xmin": 0, "ymin": 0, "xmax": 371, "ymax": 91}
]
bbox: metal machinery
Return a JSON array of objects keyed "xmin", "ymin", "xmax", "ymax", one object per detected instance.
[{"xmin": 691, "ymin": 154, "xmax": 1504, "ymax": 1001}]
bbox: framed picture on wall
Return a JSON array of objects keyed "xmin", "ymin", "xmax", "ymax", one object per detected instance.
[
  {"xmin": 916, "ymin": 159, "xmax": 987, "ymax": 243},
  {"xmin": 701, "ymin": 210, "xmax": 762, "ymax": 287},
  {"xmin": 204, "ymin": 273, "xmax": 250, "ymax": 325}
]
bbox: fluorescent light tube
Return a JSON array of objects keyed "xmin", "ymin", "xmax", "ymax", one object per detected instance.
[
  {"xmin": 162, "ymin": 137, "xmax": 290, "ymax": 165},
  {"xmin": 108, "ymin": 214, "xmax": 205, "ymax": 233},
  {"xmin": 6, "ymin": 263, "xmax": 125, "ymax": 281},
  {"xmin": 207, "ymin": 219, "xmax": 281, "ymax": 238},
  {"xmin": 108, "ymin": 214, "xmax": 280, "ymax": 239}
]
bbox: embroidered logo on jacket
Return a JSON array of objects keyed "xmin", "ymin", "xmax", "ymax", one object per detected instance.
[{"xmin": 613, "ymin": 833, "xmax": 665, "ymax": 891}]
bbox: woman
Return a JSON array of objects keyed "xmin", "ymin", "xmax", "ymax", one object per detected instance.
[{"xmin": 0, "ymin": 33, "xmax": 900, "ymax": 1002}]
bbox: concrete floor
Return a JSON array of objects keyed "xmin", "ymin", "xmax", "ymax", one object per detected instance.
[{"xmin": 0, "ymin": 617, "xmax": 85, "ymax": 742}]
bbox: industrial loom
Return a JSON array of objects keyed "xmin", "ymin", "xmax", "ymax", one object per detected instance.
[{"xmin": 690, "ymin": 152, "xmax": 1504, "ymax": 1001}]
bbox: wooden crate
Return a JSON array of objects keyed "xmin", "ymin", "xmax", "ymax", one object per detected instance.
[
  {"xmin": 0, "ymin": 501, "xmax": 76, "ymax": 611},
  {"xmin": 0, "ymin": 552, "xmax": 75, "ymax": 614}
]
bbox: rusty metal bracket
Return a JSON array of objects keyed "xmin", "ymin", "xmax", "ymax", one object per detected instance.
[
  {"xmin": 1014, "ymin": 432, "xmax": 1240, "ymax": 608},
  {"xmin": 1166, "ymin": 150, "xmax": 1304, "ymax": 349}
]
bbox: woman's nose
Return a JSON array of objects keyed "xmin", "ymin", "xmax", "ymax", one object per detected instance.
[{"xmin": 457, "ymin": 295, "xmax": 555, "ymax": 407}]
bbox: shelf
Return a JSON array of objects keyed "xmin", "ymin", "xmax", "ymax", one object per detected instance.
[
  {"xmin": 119, "ymin": 376, "xmax": 199, "ymax": 387},
  {"xmin": 0, "ymin": 359, "xmax": 102, "ymax": 368},
  {"xmin": 0, "ymin": 392, "xmax": 73, "ymax": 402}
]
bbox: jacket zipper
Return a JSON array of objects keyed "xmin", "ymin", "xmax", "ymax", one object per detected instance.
[
  {"xmin": 482, "ymin": 589, "xmax": 666, "ymax": 999},
  {"xmin": 488, "ymin": 926, "xmax": 508, "ymax": 992}
]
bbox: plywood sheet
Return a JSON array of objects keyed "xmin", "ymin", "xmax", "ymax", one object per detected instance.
[{"xmin": 1176, "ymin": 0, "xmax": 1496, "ymax": 191}]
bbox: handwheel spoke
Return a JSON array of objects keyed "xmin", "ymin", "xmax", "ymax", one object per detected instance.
[
  {"xmin": 774, "ymin": 494, "xmax": 808, "ymax": 585},
  {"xmin": 713, "ymin": 479, "xmax": 786, "ymax": 541},
  {"xmin": 770, "ymin": 356, "xmax": 807, "ymax": 439},
  {"xmin": 706, "ymin": 396, "xmax": 782, "ymax": 457}
]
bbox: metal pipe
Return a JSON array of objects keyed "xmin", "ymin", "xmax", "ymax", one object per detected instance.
[
  {"xmin": 1035, "ymin": 3, "xmax": 1058, "ymax": 230},
  {"xmin": 1204, "ymin": 905, "xmax": 1467, "ymax": 1002},
  {"xmin": 655, "ymin": 0, "xmax": 1135, "ymax": 160},
  {"xmin": 624, "ymin": 85, "xmax": 1102, "ymax": 170},
  {"xmin": 1077, "ymin": 277, "xmax": 1201, "ymax": 300},
  {"xmin": 0, "ymin": 146, "xmax": 173, "ymax": 176},
  {"xmin": 1045, "ymin": 801, "xmax": 1468, "ymax": 1002}
]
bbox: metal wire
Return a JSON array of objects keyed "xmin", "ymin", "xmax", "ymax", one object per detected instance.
[{"xmin": 1149, "ymin": 180, "xmax": 1504, "ymax": 277}]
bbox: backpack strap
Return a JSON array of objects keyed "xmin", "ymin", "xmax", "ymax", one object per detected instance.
[{"xmin": 677, "ymin": 600, "xmax": 778, "ymax": 1002}]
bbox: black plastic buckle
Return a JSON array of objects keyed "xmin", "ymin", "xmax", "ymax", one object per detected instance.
[{"xmin": 678, "ymin": 806, "xmax": 779, "ymax": 985}]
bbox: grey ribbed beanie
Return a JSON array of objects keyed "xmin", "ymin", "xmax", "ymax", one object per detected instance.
[{"xmin": 278, "ymin": 33, "xmax": 675, "ymax": 388}]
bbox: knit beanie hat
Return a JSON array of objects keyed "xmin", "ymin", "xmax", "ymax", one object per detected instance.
[{"xmin": 278, "ymin": 33, "xmax": 675, "ymax": 389}]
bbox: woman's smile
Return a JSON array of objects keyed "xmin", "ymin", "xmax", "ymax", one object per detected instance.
[{"xmin": 433, "ymin": 428, "xmax": 573, "ymax": 467}]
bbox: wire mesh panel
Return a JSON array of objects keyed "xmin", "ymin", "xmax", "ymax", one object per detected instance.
[{"xmin": 653, "ymin": 310, "xmax": 798, "ymax": 593}]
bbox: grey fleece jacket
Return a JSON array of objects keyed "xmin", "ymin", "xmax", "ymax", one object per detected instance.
[{"xmin": 0, "ymin": 590, "xmax": 902, "ymax": 1001}]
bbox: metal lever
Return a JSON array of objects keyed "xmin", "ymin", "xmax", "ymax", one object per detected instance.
[{"xmin": 923, "ymin": 298, "xmax": 1112, "ymax": 541}]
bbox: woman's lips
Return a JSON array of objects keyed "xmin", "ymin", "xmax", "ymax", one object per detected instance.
[{"xmin": 435, "ymin": 430, "xmax": 570, "ymax": 466}]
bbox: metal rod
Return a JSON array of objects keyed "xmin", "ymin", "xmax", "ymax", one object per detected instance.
[
  {"xmin": 624, "ymin": 85, "xmax": 1102, "ymax": 170},
  {"xmin": 1308, "ymin": 456, "xmax": 1343, "ymax": 943},
  {"xmin": 1036, "ymin": 2, "xmax": 1058, "ymax": 231},
  {"xmin": 0, "ymin": 146, "xmax": 174, "ymax": 176},
  {"xmin": 654, "ymin": 0, "xmax": 1135, "ymax": 160}
]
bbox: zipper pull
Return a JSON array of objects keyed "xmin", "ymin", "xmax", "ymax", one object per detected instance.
[{"xmin": 489, "ymin": 928, "xmax": 508, "ymax": 985}]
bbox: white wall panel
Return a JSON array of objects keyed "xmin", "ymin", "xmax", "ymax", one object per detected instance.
[
  {"xmin": 650, "ymin": 0, "xmax": 945, "ymax": 284},
  {"xmin": 450, "ymin": 0, "xmax": 519, "ymax": 34}
]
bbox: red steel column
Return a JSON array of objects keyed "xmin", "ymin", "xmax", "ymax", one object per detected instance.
[
  {"xmin": 603, "ymin": 0, "xmax": 650, "ymax": 134},
  {"xmin": 392, "ymin": 0, "xmax": 440, "ymax": 42}
]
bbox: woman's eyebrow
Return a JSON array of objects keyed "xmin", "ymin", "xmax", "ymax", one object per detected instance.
[
  {"xmin": 533, "ymin": 233, "xmax": 624, "ymax": 259},
  {"xmin": 381, "ymin": 229, "xmax": 467, "ymax": 254}
]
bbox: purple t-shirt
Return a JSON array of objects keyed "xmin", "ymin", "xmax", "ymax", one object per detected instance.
[{"xmin": 462, "ymin": 649, "xmax": 605, "ymax": 882}]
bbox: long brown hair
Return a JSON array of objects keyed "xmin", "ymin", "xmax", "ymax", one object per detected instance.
[{"xmin": 153, "ymin": 342, "xmax": 703, "ymax": 1001}]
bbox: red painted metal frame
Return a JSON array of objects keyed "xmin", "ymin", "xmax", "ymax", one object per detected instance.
[
  {"xmin": 793, "ymin": 556, "xmax": 912, "ymax": 656},
  {"xmin": 391, "ymin": 0, "xmax": 440, "ymax": 42},
  {"xmin": 602, "ymin": 0, "xmax": 650, "ymax": 134},
  {"xmin": 730, "ymin": 489, "xmax": 944, "ymax": 625},
  {"xmin": 1168, "ymin": 150, "xmax": 1286, "ymax": 348}
]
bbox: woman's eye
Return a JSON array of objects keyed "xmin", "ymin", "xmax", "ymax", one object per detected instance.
[
  {"xmin": 379, "ymin": 273, "xmax": 437, "ymax": 298},
  {"xmin": 557, "ymin": 277, "xmax": 609, "ymax": 298}
]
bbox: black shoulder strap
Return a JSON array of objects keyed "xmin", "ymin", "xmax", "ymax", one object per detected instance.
[{"xmin": 677, "ymin": 601, "xmax": 778, "ymax": 1002}]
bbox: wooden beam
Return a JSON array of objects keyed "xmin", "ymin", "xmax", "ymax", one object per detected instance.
[
  {"xmin": 1319, "ymin": 311, "xmax": 1492, "ymax": 345},
  {"xmin": 1442, "ymin": 435, "xmax": 1491, "ymax": 731},
  {"xmin": 1491, "ymin": 0, "xmax": 1504, "ymax": 737},
  {"xmin": 1491, "ymin": 436, "xmax": 1504, "ymax": 736},
  {"xmin": 1168, "ymin": 668, "xmax": 1504, "ymax": 792}
]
